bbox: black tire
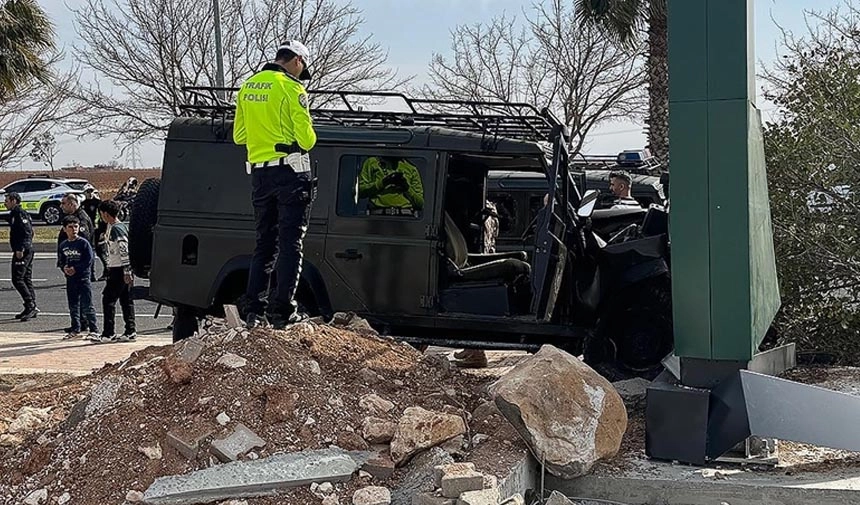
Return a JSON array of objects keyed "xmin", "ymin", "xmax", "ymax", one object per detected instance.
[
  {"xmin": 586, "ymin": 275, "xmax": 674, "ymax": 381},
  {"xmin": 40, "ymin": 202, "xmax": 62, "ymax": 225},
  {"xmin": 129, "ymin": 178, "xmax": 160, "ymax": 279},
  {"xmin": 172, "ymin": 305, "xmax": 199, "ymax": 343}
]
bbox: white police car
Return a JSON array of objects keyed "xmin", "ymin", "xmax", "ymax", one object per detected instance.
[{"xmin": 0, "ymin": 176, "xmax": 90, "ymax": 225}]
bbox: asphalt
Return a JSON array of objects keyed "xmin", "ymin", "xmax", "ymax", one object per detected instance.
[{"xmin": 0, "ymin": 252, "xmax": 172, "ymax": 336}]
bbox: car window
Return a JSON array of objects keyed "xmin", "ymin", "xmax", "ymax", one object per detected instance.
[
  {"xmin": 3, "ymin": 182, "xmax": 26, "ymax": 194},
  {"xmin": 489, "ymin": 193, "xmax": 517, "ymax": 233},
  {"xmin": 337, "ymin": 155, "xmax": 427, "ymax": 218},
  {"xmin": 25, "ymin": 181, "xmax": 53, "ymax": 192}
]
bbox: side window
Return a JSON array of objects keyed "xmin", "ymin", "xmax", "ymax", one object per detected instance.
[
  {"xmin": 337, "ymin": 155, "xmax": 427, "ymax": 218},
  {"xmin": 528, "ymin": 195, "xmax": 545, "ymax": 223},
  {"xmin": 4, "ymin": 182, "xmax": 25, "ymax": 193},
  {"xmin": 26, "ymin": 181, "xmax": 53, "ymax": 193}
]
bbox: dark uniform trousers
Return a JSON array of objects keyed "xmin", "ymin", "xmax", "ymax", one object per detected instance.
[
  {"xmin": 12, "ymin": 248, "xmax": 36, "ymax": 310},
  {"xmin": 246, "ymin": 165, "xmax": 313, "ymax": 318}
]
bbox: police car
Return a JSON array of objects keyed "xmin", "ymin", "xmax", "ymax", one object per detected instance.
[{"xmin": 0, "ymin": 176, "xmax": 90, "ymax": 225}]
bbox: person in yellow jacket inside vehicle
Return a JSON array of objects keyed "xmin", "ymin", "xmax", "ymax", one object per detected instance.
[
  {"xmin": 357, "ymin": 156, "xmax": 424, "ymax": 216},
  {"xmin": 233, "ymin": 40, "xmax": 316, "ymax": 329}
]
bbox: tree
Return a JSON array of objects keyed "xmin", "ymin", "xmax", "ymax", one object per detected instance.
[
  {"xmin": 0, "ymin": 0, "xmax": 55, "ymax": 100},
  {"xmin": 425, "ymin": 1, "xmax": 644, "ymax": 155},
  {"xmin": 575, "ymin": 0, "xmax": 668, "ymax": 165},
  {"xmin": 762, "ymin": 2, "xmax": 860, "ymax": 362},
  {"xmin": 68, "ymin": 0, "xmax": 408, "ymax": 147},
  {"xmin": 29, "ymin": 131, "xmax": 57, "ymax": 172}
]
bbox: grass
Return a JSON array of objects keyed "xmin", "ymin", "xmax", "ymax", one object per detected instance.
[{"xmin": 0, "ymin": 226, "xmax": 59, "ymax": 243}]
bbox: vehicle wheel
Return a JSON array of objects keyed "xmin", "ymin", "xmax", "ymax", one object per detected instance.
[
  {"xmin": 172, "ymin": 305, "xmax": 199, "ymax": 343},
  {"xmin": 587, "ymin": 275, "xmax": 673, "ymax": 381},
  {"xmin": 40, "ymin": 202, "xmax": 62, "ymax": 225},
  {"xmin": 129, "ymin": 178, "xmax": 160, "ymax": 279}
]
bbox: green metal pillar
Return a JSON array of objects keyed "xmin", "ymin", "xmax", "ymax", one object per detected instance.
[{"xmin": 668, "ymin": 0, "xmax": 780, "ymax": 369}]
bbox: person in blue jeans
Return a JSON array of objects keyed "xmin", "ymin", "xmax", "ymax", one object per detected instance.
[{"xmin": 58, "ymin": 216, "xmax": 98, "ymax": 340}]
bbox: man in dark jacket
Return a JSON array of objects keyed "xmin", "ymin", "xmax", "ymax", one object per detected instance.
[{"xmin": 4, "ymin": 192, "xmax": 38, "ymax": 320}]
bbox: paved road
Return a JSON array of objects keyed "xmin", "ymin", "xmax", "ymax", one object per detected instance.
[{"xmin": 0, "ymin": 253, "xmax": 172, "ymax": 336}]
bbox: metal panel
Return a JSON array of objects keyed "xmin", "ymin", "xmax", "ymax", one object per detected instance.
[
  {"xmin": 668, "ymin": 0, "xmax": 709, "ymax": 103},
  {"xmin": 707, "ymin": 99, "xmax": 752, "ymax": 360},
  {"xmin": 668, "ymin": 101, "xmax": 712, "ymax": 358},
  {"xmin": 645, "ymin": 379, "xmax": 710, "ymax": 465},
  {"xmin": 706, "ymin": 0, "xmax": 754, "ymax": 101}
]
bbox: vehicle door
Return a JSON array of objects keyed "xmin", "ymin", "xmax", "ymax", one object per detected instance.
[
  {"xmin": 323, "ymin": 150, "xmax": 438, "ymax": 317},
  {"xmin": 19, "ymin": 181, "xmax": 55, "ymax": 214}
]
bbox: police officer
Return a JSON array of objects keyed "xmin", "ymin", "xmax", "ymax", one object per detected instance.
[
  {"xmin": 234, "ymin": 40, "xmax": 316, "ymax": 329},
  {"xmin": 4, "ymin": 192, "xmax": 38, "ymax": 320}
]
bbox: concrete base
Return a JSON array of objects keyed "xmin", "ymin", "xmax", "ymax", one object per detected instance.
[{"xmin": 545, "ymin": 458, "xmax": 860, "ymax": 505}]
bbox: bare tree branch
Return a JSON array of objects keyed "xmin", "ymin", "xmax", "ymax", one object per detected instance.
[
  {"xmin": 67, "ymin": 0, "xmax": 411, "ymax": 146},
  {"xmin": 423, "ymin": 0, "xmax": 645, "ymax": 154}
]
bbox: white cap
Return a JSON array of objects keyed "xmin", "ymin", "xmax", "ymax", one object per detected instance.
[{"xmin": 278, "ymin": 40, "xmax": 312, "ymax": 80}]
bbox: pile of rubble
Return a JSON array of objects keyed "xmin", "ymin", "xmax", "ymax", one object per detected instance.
[{"xmin": 0, "ymin": 311, "xmax": 630, "ymax": 505}]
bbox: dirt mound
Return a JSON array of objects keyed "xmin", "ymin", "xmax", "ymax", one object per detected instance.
[{"xmin": 0, "ymin": 318, "xmax": 527, "ymax": 504}]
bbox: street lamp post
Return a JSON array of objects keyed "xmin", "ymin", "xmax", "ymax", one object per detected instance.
[{"xmin": 213, "ymin": 0, "xmax": 225, "ymax": 100}]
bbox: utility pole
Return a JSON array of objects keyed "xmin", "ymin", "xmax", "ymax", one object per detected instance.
[{"xmin": 213, "ymin": 0, "xmax": 226, "ymax": 101}]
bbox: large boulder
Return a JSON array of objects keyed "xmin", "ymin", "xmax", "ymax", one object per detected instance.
[
  {"xmin": 390, "ymin": 407, "xmax": 466, "ymax": 466},
  {"xmin": 488, "ymin": 345, "xmax": 627, "ymax": 479}
]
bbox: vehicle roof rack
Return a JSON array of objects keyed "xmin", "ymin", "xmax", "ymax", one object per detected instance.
[{"xmin": 180, "ymin": 87, "xmax": 561, "ymax": 144}]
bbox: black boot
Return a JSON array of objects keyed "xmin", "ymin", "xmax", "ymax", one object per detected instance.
[
  {"xmin": 19, "ymin": 307, "xmax": 40, "ymax": 322},
  {"xmin": 245, "ymin": 313, "xmax": 266, "ymax": 328}
]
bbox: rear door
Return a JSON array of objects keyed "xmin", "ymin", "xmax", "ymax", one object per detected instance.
[{"xmin": 322, "ymin": 149, "xmax": 439, "ymax": 317}]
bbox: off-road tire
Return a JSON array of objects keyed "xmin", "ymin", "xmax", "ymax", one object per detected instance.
[
  {"xmin": 129, "ymin": 178, "xmax": 160, "ymax": 279},
  {"xmin": 172, "ymin": 305, "xmax": 199, "ymax": 343},
  {"xmin": 586, "ymin": 275, "xmax": 674, "ymax": 381},
  {"xmin": 40, "ymin": 202, "xmax": 62, "ymax": 225}
]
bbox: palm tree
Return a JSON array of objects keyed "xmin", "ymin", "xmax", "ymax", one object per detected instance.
[
  {"xmin": 576, "ymin": 0, "xmax": 668, "ymax": 167},
  {"xmin": 0, "ymin": 0, "xmax": 55, "ymax": 100}
]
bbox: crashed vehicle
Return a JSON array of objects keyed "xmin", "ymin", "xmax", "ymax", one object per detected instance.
[{"xmin": 130, "ymin": 90, "xmax": 673, "ymax": 379}]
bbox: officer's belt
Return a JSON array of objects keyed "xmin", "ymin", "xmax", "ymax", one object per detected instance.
[
  {"xmin": 368, "ymin": 207, "xmax": 416, "ymax": 217},
  {"xmin": 248, "ymin": 157, "xmax": 290, "ymax": 169}
]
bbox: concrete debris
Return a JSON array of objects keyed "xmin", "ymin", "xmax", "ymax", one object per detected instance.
[
  {"xmin": 144, "ymin": 449, "xmax": 358, "ymax": 505},
  {"xmin": 11, "ymin": 380, "xmax": 38, "ymax": 393},
  {"xmin": 434, "ymin": 462, "xmax": 475, "ymax": 487},
  {"xmin": 437, "ymin": 463, "xmax": 484, "ymax": 498},
  {"xmin": 470, "ymin": 434, "xmax": 489, "ymax": 447},
  {"xmin": 57, "ymin": 492, "xmax": 71, "ymax": 505},
  {"xmin": 85, "ymin": 377, "xmax": 124, "ymax": 417},
  {"xmin": 359, "ymin": 470, "xmax": 373, "ymax": 480},
  {"xmin": 611, "ymin": 377, "xmax": 650, "ymax": 409},
  {"xmin": 544, "ymin": 491, "xmax": 575, "ymax": 505},
  {"xmin": 412, "ymin": 492, "xmax": 456, "ymax": 505},
  {"xmin": 358, "ymin": 368, "xmax": 383, "ymax": 385},
  {"xmin": 352, "ymin": 486, "xmax": 391, "ymax": 505},
  {"xmin": 138, "ymin": 442, "xmax": 163, "ymax": 460},
  {"xmin": 390, "ymin": 447, "xmax": 453, "ymax": 505},
  {"xmin": 125, "ymin": 490, "xmax": 145, "ymax": 502},
  {"xmin": 304, "ymin": 360, "xmax": 322, "ymax": 375},
  {"xmin": 223, "ymin": 305, "xmax": 243, "ymax": 329},
  {"xmin": 455, "ymin": 487, "xmax": 499, "ymax": 505},
  {"xmin": 338, "ymin": 431, "xmax": 370, "ymax": 451},
  {"xmin": 22, "ymin": 488, "xmax": 47, "ymax": 505},
  {"xmin": 361, "ymin": 417, "xmax": 396, "ymax": 444},
  {"xmin": 500, "ymin": 494, "xmax": 524, "ymax": 505},
  {"xmin": 216, "ymin": 353, "xmax": 247, "ymax": 369},
  {"xmin": 311, "ymin": 481, "xmax": 335, "ymax": 499},
  {"xmin": 209, "ymin": 423, "xmax": 266, "ymax": 462},
  {"xmin": 166, "ymin": 428, "xmax": 215, "ymax": 460},
  {"xmin": 390, "ymin": 407, "xmax": 466, "ymax": 465},
  {"xmin": 489, "ymin": 345, "xmax": 627, "ymax": 479},
  {"xmin": 359, "ymin": 394, "xmax": 395, "ymax": 416},
  {"xmin": 8, "ymin": 406, "xmax": 52, "ymax": 435},
  {"xmin": 216, "ymin": 412, "xmax": 231, "ymax": 426},
  {"xmin": 177, "ymin": 337, "xmax": 207, "ymax": 364},
  {"xmin": 323, "ymin": 495, "xmax": 341, "ymax": 505}
]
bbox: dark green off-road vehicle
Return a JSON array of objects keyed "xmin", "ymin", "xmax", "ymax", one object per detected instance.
[{"xmin": 130, "ymin": 89, "xmax": 673, "ymax": 379}]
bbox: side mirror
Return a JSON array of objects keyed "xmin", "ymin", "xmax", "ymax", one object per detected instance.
[{"xmin": 577, "ymin": 190, "xmax": 599, "ymax": 218}]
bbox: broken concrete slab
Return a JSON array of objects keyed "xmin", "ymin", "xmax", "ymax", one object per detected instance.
[
  {"xmin": 440, "ymin": 466, "xmax": 484, "ymax": 498},
  {"xmin": 391, "ymin": 447, "xmax": 453, "ymax": 505},
  {"xmin": 412, "ymin": 492, "xmax": 456, "ymax": 505},
  {"xmin": 433, "ymin": 463, "xmax": 476, "ymax": 488},
  {"xmin": 210, "ymin": 423, "xmax": 265, "ymax": 462},
  {"xmin": 143, "ymin": 449, "xmax": 359, "ymax": 505},
  {"xmin": 456, "ymin": 488, "xmax": 499, "ymax": 505},
  {"xmin": 166, "ymin": 428, "xmax": 215, "ymax": 460},
  {"xmin": 362, "ymin": 455, "xmax": 395, "ymax": 481},
  {"xmin": 612, "ymin": 377, "xmax": 650, "ymax": 409},
  {"xmin": 178, "ymin": 337, "xmax": 206, "ymax": 364},
  {"xmin": 224, "ymin": 305, "xmax": 243, "ymax": 329},
  {"xmin": 544, "ymin": 490, "xmax": 574, "ymax": 505}
]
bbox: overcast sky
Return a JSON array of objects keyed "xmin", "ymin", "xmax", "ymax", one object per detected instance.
[{"xmin": 19, "ymin": 0, "xmax": 843, "ymax": 170}]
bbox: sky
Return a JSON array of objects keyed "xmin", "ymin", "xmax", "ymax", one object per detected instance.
[{"xmin": 18, "ymin": 0, "xmax": 845, "ymax": 170}]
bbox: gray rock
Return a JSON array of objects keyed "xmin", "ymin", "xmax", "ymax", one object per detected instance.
[
  {"xmin": 359, "ymin": 394, "xmax": 395, "ymax": 416},
  {"xmin": 390, "ymin": 407, "xmax": 466, "ymax": 465},
  {"xmin": 224, "ymin": 305, "xmax": 243, "ymax": 328},
  {"xmin": 216, "ymin": 353, "xmax": 247, "ymax": 369},
  {"xmin": 144, "ymin": 449, "xmax": 358, "ymax": 505},
  {"xmin": 138, "ymin": 442, "xmax": 163, "ymax": 460},
  {"xmin": 23, "ymin": 488, "xmax": 47, "ymax": 505},
  {"xmin": 361, "ymin": 417, "xmax": 396, "ymax": 444},
  {"xmin": 412, "ymin": 492, "xmax": 456, "ymax": 505},
  {"xmin": 11, "ymin": 380, "xmax": 38, "ymax": 393},
  {"xmin": 86, "ymin": 377, "xmax": 124, "ymax": 417},
  {"xmin": 352, "ymin": 486, "xmax": 391, "ymax": 505},
  {"xmin": 357, "ymin": 368, "xmax": 383, "ymax": 385},
  {"xmin": 57, "ymin": 492, "xmax": 71, "ymax": 505},
  {"xmin": 612, "ymin": 378, "xmax": 650, "ymax": 409},
  {"xmin": 456, "ymin": 488, "xmax": 499, "ymax": 505},
  {"xmin": 178, "ymin": 337, "xmax": 206, "ymax": 364},
  {"xmin": 217, "ymin": 412, "xmax": 231, "ymax": 426},
  {"xmin": 438, "ymin": 464, "xmax": 484, "ymax": 498},
  {"xmin": 166, "ymin": 428, "xmax": 215, "ymax": 460},
  {"xmin": 61, "ymin": 395, "xmax": 90, "ymax": 432},
  {"xmin": 210, "ymin": 423, "xmax": 266, "ymax": 462}
]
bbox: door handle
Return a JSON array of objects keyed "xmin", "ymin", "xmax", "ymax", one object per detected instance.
[{"xmin": 335, "ymin": 249, "xmax": 363, "ymax": 260}]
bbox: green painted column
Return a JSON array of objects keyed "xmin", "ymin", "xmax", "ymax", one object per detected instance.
[{"xmin": 668, "ymin": 0, "xmax": 780, "ymax": 362}]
